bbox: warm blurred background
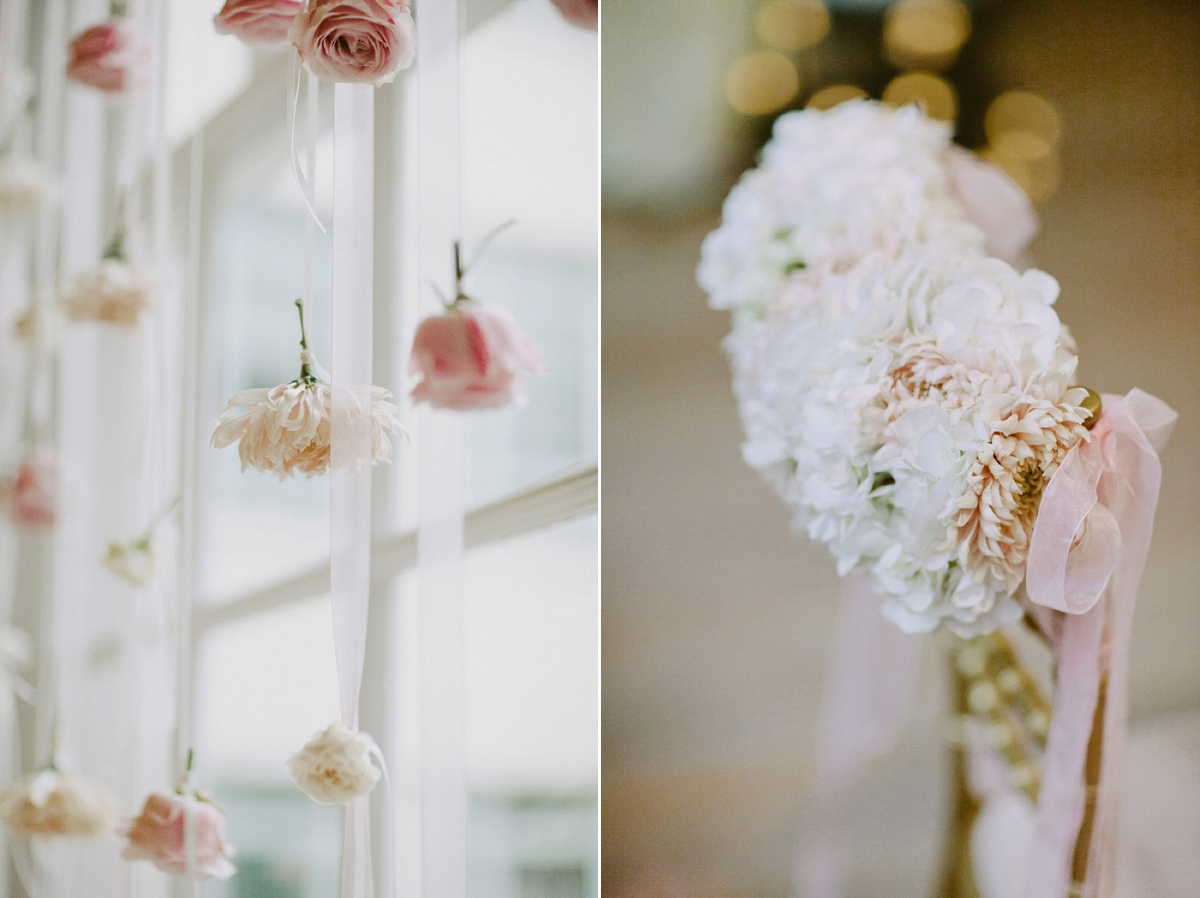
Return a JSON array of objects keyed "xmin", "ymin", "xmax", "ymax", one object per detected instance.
[{"xmin": 601, "ymin": 1, "xmax": 1200, "ymax": 896}]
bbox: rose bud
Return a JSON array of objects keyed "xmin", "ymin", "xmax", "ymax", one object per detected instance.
[
  {"xmin": 65, "ymin": 19, "xmax": 153, "ymax": 94},
  {"xmin": 120, "ymin": 791, "xmax": 236, "ymax": 880},
  {"xmin": 409, "ymin": 304, "xmax": 542, "ymax": 411}
]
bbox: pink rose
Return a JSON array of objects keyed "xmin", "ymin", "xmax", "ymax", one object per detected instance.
[
  {"xmin": 550, "ymin": 0, "xmax": 598, "ymax": 31},
  {"xmin": 0, "ymin": 450, "xmax": 57, "ymax": 531},
  {"xmin": 289, "ymin": 0, "xmax": 415, "ymax": 86},
  {"xmin": 120, "ymin": 792, "xmax": 236, "ymax": 880},
  {"xmin": 214, "ymin": 0, "xmax": 303, "ymax": 43},
  {"xmin": 946, "ymin": 147, "xmax": 1038, "ymax": 264},
  {"xmin": 65, "ymin": 20, "xmax": 153, "ymax": 94},
  {"xmin": 409, "ymin": 305, "xmax": 542, "ymax": 411}
]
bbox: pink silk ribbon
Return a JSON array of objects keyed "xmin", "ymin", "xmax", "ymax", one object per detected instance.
[
  {"xmin": 1022, "ymin": 388, "xmax": 1176, "ymax": 898},
  {"xmin": 796, "ymin": 575, "xmax": 924, "ymax": 898}
]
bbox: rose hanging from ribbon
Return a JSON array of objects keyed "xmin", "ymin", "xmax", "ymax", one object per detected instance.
[
  {"xmin": 214, "ymin": 0, "xmax": 304, "ymax": 44},
  {"xmin": 410, "ymin": 305, "xmax": 542, "ymax": 411},
  {"xmin": 121, "ymin": 788, "xmax": 236, "ymax": 879},
  {"xmin": 65, "ymin": 18, "xmax": 153, "ymax": 94},
  {"xmin": 289, "ymin": 0, "xmax": 416, "ymax": 86},
  {"xmin": 0, "ymin": 449, "xmax": 58, "ymax": 531},
  {"xmin": 410, "ymin": 231, "xmax": 542, "ymax": 411}
]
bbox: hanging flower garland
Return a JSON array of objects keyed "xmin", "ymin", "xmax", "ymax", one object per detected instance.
[
  {"xmin": 59, "ymin": 229, "xmax": 153, "ymax": 327},
  {"xmin": 211, "ymin": 300, "xmax": 405, "ymax": 479},
  {"xmin": 120, "ymin": 753, "xmax": 236, "ymax": 880},
  {"xmin": 65, "ymin": 1, "xmax": 153, "ymax": 95},
  {"xmin": 0, "ymin": 768, "xmax": 116, "ymax": 838},
  {"xmin": 410, "ymin": 229, "xmax": 543, "ymax": 411}
]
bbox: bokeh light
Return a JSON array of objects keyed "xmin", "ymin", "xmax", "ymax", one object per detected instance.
[
  {"xmin": 806, "ymin": 84, "xmax": 868, "ymax": 110},
  {"xmin": 982, "ymin": 91, "xmax": 1064, "ymax": 203},
  {"xmin": 756, "ymin": 0, "xmax": 832, "ymax": 53},
  {"xmin": 984, "ymin": 91, "xmax": 1063, "ymax": 147},
  {"xmin": 882, "ymin": 71, "xmax": 958, "ymax": 122},
  {"xmin": 725, "ymin": 50, "xmax": 801, "ymax": 116},
  {"xmin": 884, "ymin": 0, "xmax": 972, "ymax": 71}
]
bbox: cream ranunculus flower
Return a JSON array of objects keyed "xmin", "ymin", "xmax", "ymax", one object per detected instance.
[
  {"xmin": 0, "ymin": 770, "xmax": 117, "ymax": 837},
  {"xmin": 285, "ymin": 723, "xmax": 380, "ymax": 806}
]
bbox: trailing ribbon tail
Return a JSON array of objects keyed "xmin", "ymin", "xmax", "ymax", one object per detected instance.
[
  {"xmin": 289, "ymin": 53, "xmax": 327, "ymax": 235},
  {"xmin": 1023, "ymin": 389, "xmax": 1176, "ymax": 898},
  {"xmin": 796, "ymin": 575, "xmax": 924, "ymax": 898}
]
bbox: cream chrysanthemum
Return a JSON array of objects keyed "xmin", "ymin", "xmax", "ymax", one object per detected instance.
[
  {"xmin": 211, "ymin": 302, "xmax": 405, "ymax": 479},
  {"xmin": 951, "ymin": 391, "xmax": 1088, "ymax": 589},
  {"xmin": 0, "ymin": 770, "xmax": 117, "ymax": 837},
  {"xmin": 212, "ymin": 381, "xmax": 404, "ymax": 479},
  {"xmin": 60, "ymin": 257, "xmax": 152, "ymax": 327}
]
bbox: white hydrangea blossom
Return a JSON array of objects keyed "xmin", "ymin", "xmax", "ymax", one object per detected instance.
[
  {"xmin": 727, "ymin": 250, "xmax": 1087, "ymax": 634},
  {"xmin": 697, "ymin": 101, "xmax": 985, "ymax": 317}
]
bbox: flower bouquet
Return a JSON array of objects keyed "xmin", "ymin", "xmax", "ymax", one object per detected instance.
[{"xmin": 698, "ymin": 101, "xmax": 1175, "ymax": 898}]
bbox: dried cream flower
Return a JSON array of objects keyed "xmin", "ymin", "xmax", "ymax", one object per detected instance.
[
  {"xmin": 60, "ymin": 235, "xmax": 152, "ymax": 327},
  {"xmin": 212, "ymin": 301, "xmax": 405, "ymax": 479},
  {"xmin": 0, "ymin": 770, "xmax": 117, "ymax": 837},
  {"xmin": 285, "ymin": 723, "xmax": 380, "ymax": 806}
]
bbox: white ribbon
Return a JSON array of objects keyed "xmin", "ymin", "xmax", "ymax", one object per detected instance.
[
  {"xmin": 416, "ymin": 1, "xmax": 468, "ymax": 896},
  {"xmin": 331, "ymin": 81, "xmax": 376, "ymax": 898}
]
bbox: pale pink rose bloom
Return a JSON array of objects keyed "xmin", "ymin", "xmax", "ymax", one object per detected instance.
[
  {"xmin": 289, "ymin": 0, "xmax": 415, "ymax": 86},
  {"xmin": 120, "ymin": 792, "xmax": 236, "ymax": 880},
  {"xmin": 550, "ymin": 0, "xmax": 598, "ymax": 30},
  {"xmin": 946, "ymin": 147, "xmax": 1038, "ymax": 264},
  {"xmin": 214, "ymin": 0, "xmax": 303, "ymax": 43},
  {"xmin": 65, "ymin": 20, "xmax": 153, "ymax": 94},
  {"xmin": 409, "ymin": 305, "xmax": 542, "ymax": 411},
  {"xmin": 0, "ymin": 450, "xmax": 58, "ymax": 531}
]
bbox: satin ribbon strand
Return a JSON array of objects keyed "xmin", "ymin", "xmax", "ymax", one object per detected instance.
[
  {"xmin": 796, "ymin": 575, "xmax": 924, "ymax": 898},
  {"xmin": 290, "ymin": 54, "xmax": 327, "ymax": 235},
  {"xmin": 331, "ymin": 82, "xmax": 376, "ymax": 898},
  {"xmin": 1022, "ymin": 389, "xmax": 1176, "ymax": 898}
]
